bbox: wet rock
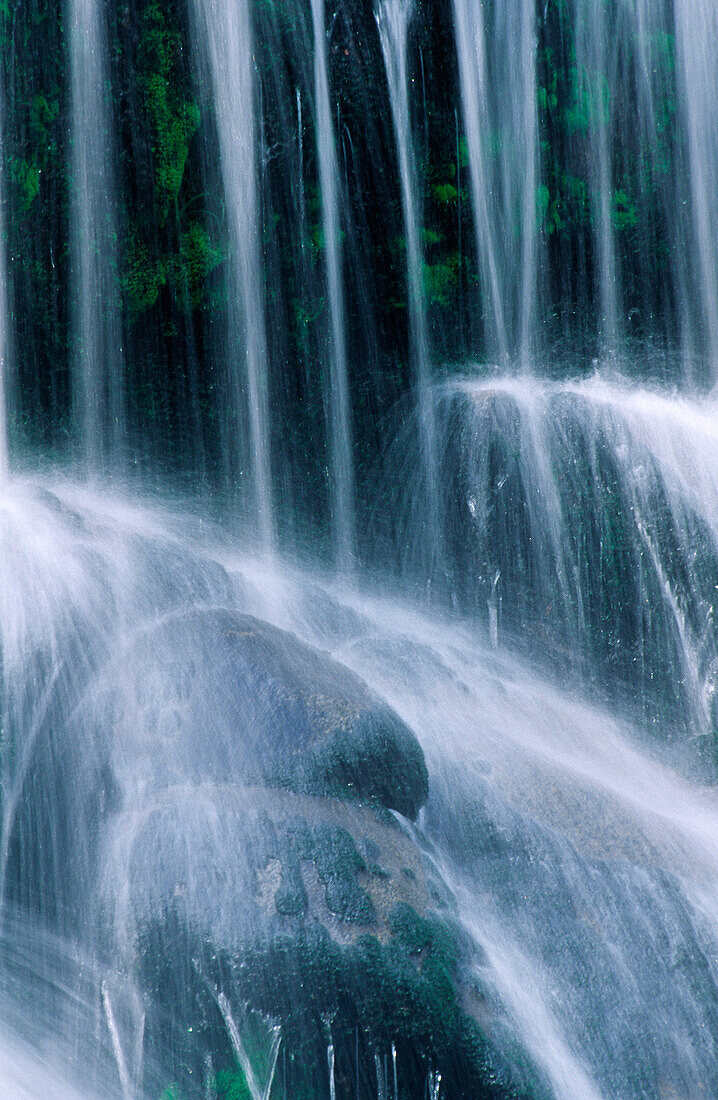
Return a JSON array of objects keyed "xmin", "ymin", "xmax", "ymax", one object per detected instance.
[
  {"xmin": 120, "ymin": 786, "xmax": 436, "ymax": 947},
  {"xmin": 103, "ymin": 607, "xmax": 428, "ymax": 819},
  {"xmin": 117, "ymin": 785, "xmax": 522, "ymax": 1099}
]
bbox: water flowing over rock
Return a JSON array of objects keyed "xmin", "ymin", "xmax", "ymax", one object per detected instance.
[{"xmin": 93, "ymin": 605, "xmax": 429, "ymax": 817}]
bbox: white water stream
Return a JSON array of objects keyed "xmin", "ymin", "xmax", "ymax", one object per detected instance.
[
  {"xmin": 190, "ymin": 0, "xmax": 275, "ymax": 548},
  {"xmin": 311, "ymin": 0, "xmax": 355, "ymax": 572},
  {"xmin": 68, "ymin": 0, "xmax": 123, "ymax": 467}
]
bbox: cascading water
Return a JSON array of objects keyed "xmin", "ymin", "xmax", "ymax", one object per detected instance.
[
  {"xmin": 2, "ymin": 481, "xmax": 718, "ymax": 1096},
  {"xmin": 451, "ymin": 0, "xmax": 539, "ymax": 365},
  {"xmin": 674, "ymin": 0, "xmax": 718, "ymax": 375},
  {"xmin": 572, "ymin": 1, "xmax": 621, "ymax": 354},
  {"xmin": 417, "ymin": 373, "xmax": 718, "ymax": 745},
  {"xmin": 0, "ymin": 88, "xmax": 8, "ymax": 481},
  {"xmin": 69, "ymin": 0, "xmax": 124, "ymax": 467},
  {"xmin": 189, "ymin": 0, "xmax": 275, "ymax": 548},
  {"xmin": 3, "ymin": 0, "xmax": 718, "ymax": 1097},
  {"xmin": 376, "ymin": 0, "xmax": 440, "ymax": 563},
  {"xmin": 311, "ymin": 0, "xmax": 355, "ymax": 571}
]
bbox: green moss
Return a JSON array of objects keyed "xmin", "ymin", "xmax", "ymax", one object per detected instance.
[
  {"xmin": 122, "ymin": 232, "xmax": 168, "ymax": 314},
  {"xmin": 389, "ymin": 901, "xmax": 435, "ymax": 955},
  {"xmin": 433, "ymin": 182, "xmax": 458, "ymax": 205},
  {"xmin": 140, "ymin": 1, "xmax": 201, "ymax": 223},
  {"xmin": 611, "ymin": 188, "xmax": 638, "ymax": 232},
  {"xmin": 169, "ymin": 222, "xmax": 223, "ymax": 307},
  {"xmin": 10, "ymin": 158, "xmax": 40, "ymax": 213},
  {"xmin": 7, "ymin": 90, "xmax": 60, "ymax": 217},
  {"xmin": 565, "ymin": 66, "xmax": 610, "ymax": 133},
  {"xmin": 123, "ymin": 222, "xmax": 221, "ymax": 314},
  {"xmin": 142, "ymin": 881, "xmax": 520, "ymax": 1098},
  {"xmin": 214, "ymin": 1068, "xmax": 252, "ymax": 1100},
  {"xmin": 537, "ymin": 82, "xmax": 558, "ymax": 113},
  {"xmin": 424, "ymin": 252, "xmax": 461, "ymax": 309},
  {"xmin": 275, "ymin": 881, "xmax": 306, "ymax": 915},
  {"xmin": 29, "ymin": 93, "xmax": 58, "ymax": 138},
  {"xmin": 269, "ymin": 822, "xmax": 375, "ymax": 924},
  {"xmin": 423, "ymin": 227, "xmax": 444, "ymax": 247},
  {"xmin": 537, "ymin": 183, "xmax": 568, "ymax": 235}
]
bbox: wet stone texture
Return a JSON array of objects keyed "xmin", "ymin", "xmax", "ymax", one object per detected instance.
[
  {"xmin": 98, "ymin": 611, "xmax": 527, "ymax": 1098},
  {"xmin": 101, "ymin": 607, "xmax": 429, "ymax": 820}
]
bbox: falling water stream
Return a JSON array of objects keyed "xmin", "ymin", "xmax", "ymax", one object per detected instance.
[
  {"xmin": 190, "ymin": 0, "xmax": 275, "ymax": 548},
  {"xmin": 0, "ymin": 437, "xmax": 718, "ymax": 1095},
  {"xmin": 0, "ymin": 98, "xmax": 8, "ymax": 482},
  {"xmin": 450, "ymin": 0, "xmax": 539, "ymax": 364},
  {"xmin": 674, "ymin": 0, "xmax": 718, "ymax": 375},
  {"xmin": 377, "ymin": 0, "xmax": 440, "ymax": 564},
  {"xmin": 311, "ymin": 0, "xmax": 355, "ymax": 572},
  {"xmin": 573, "ymin": 2, "xmax": 621, "ymax": 353},
  {"xmin": 68, "ymin": 0, "xmax": 123, "ymax": 467}
]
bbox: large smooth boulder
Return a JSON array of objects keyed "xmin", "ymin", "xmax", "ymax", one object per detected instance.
[{"xmin": 98, "ymin": 608, "xmax": 428, "ymax": 820}]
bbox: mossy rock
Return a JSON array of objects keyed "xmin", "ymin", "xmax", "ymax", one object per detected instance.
[
  {"xmin": 120, "ymin": 786, "xmax": 436, "ymax": 945},
  {"xmin": 122, "ymin": 787, "xmax": 525, "ymax": 1099}
]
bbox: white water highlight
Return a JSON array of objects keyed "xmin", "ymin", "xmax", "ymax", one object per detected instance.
[
  {"xmin": 190, "ymin": 0, "xmax": 275, "ymax": 549},
  {"xmin": 451, "ymin": 0, "xmax": 539, "ymax": 364},
  {"xmin": 311, "ymin": 0, "xmax": 355, "ymax": 571},
  {"xmin": 69, "ymin": 0, "xmax": 123, "ymax": 467},
  {"xmin": 377, "ymin": 0, "xmax": 440, "ymax": 563}
]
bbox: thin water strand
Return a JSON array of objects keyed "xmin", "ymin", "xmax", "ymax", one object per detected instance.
[
  {"xmin": 190, "ymin": 0, "xmax": 275, "ymax": 550},
  {"xmin": 101, "ymin": 981, "xmax": 133, "ymax": 1100},
  {"xmin": 451, "ymin": 0, "xmax": 506, "ymax": 361},
  {"xmin": 451, "ymin": 0, "xmax": 539, "ymax": 364},
  {"xmin": 0, "ymin": 85, "xmax": 9, "ymax": 482},
  {"xmin": 311, "ymin": 0, "xmax": 355, "ymax": 571},
  {"xmin": 573, "ymin": 1, "xmax": 620, "ymax": 353},
  {"xmin": 674, "ymin": 0, "xmax": 718, "ymax": 378},
  {"xmin": 377, "ymin": 0, "xmax": 441, "ymax": 566},
  {"xmin": 68, "ymin": 0, "xmax": 123, "ymax": 468},
  {"xmin": 327, "ymin": 1040, "xmax": 336, "ymax": 1100}
]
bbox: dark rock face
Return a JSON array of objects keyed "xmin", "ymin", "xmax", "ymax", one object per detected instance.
[{"xmin": 102, "ymin": 608, "xmax": 428, "ymax": 820}]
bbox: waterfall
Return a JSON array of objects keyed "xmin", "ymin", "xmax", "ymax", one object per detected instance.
[
  {"xmin": 5, "ymin": 1, "xmax": 718, "ymax": 1097},
  {"xmin": 451, "ymin": 0, "xmax": 539, "ymax": 365},
  {"xmin": 374, "ymin": 1048, "xmax": 386, "ymax": 1100},
  {"xmin": 321, "ymin": 572, "xmax": 718, "ymax": 1099},
  {"xmin": 327, "ymin": 1039, "xmax": 336, "ymax": 1100},
  {"xmin": 674, "ymin": 0, "xmax": 718, "ymax": 378},
  {"xmin": 451, "ymin": 0, "xmax": 505, "ymax": 361},
  {"xmin": 190, "ymin": 0, "xmax": 275, "ymax": 550},
  {"xmin": 215, "ymin": 993, "xmax": 282, "ymax": 1100},
  {"xmin": 311, "ymin": 0, "xmax": 355, "ymax": 572},
  {"xmin": 377, "ymin": 0, "xmax": 440, "ymax": 566},
  {"xmin": 0, "ymin": 86, "xmax": 9, "ymax": 482},
  {"xmin": 572, "ymin": 1, "xmax": 621, "ymax": 355},
  {"xmin": 424, "ymin": 373, "xmax": 718, "ymax": 740},
  {"xmin": 391, "ymin": 1041, "xmax": 398, "ymax": 1100},
  {"xmin": 68, "ymin": 0, "xmax": 123, "ymax": 468},
  {"xmin": 101, "ymin": 981, "xmax": 133, "ymax": 1100}
]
